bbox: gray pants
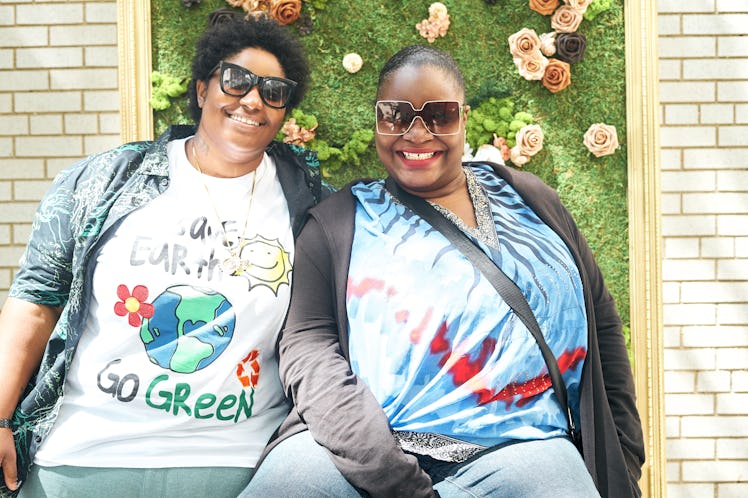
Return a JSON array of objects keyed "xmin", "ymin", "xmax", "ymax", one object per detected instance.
[{"xmin": 20, "ymin": 465, "xmax": 253, "ymax": 498}]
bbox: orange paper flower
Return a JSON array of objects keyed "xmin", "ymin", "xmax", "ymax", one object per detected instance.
[
  {"xmin": 529, "ymin": 0, "xmax": 560, "ymax": 16},
  {"xmin": 541, "ymin": 58, "xmax": 571, "ymax": 93},
  {"xmin": 270, "ymin": 0, "xmax": 301, "ymax": 25}
]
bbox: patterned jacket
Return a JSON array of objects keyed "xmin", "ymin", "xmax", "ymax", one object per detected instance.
[{"xmin": 1, "ymin": 124, "xmax": 331, "ymax": 496}]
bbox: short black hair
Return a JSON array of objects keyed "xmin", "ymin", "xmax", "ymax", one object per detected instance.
[
  {"xmin": 377, "ymin": 44, "xmax": 465, "ymax": 99},
  {"xmin": 188, "ymin": 13, "xmax": 310, "ymax": 123}
]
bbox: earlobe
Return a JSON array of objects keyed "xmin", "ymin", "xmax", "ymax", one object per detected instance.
[{"xmin": 196, "ymin": 80, "xmax": 207, "ymax": 108}]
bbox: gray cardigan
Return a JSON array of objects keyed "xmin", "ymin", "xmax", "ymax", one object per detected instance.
[{"xmin": 266, "ymin": 162, "xmax": 645, "ymax": 498}]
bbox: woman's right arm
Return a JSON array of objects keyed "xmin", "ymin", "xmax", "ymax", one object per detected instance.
[
  {"xmin": 279, "ymin": 216, "xmax": 435, "ymax": 498},
  {"xmin": 0, "ymin": 298, "xmax": 60, "ymax": 491}
]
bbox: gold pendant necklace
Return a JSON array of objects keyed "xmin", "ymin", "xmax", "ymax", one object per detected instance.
[{"xmin": 191, "ymin": 140, "xmax": 257, "ymax": 276}]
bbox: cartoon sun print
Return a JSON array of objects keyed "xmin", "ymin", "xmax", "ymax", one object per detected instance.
[
  {"xmin": 236, "ymin": 349, "xmax": 260, "ymax": 389},
  {"xmin": 236, "ymin": 235, "xmax": 292, "ymax": 294},
  {"xmin": 114, "ymin": 284, "xmax": 154, "ymax": 327}
]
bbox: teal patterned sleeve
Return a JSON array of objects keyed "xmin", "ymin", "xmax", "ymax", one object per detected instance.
[{"xmin": 9, "ymin": 164, "xmax": 82, "ymax": 308}]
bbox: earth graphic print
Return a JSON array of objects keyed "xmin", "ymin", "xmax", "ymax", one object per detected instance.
[{"xmin": 139, "ymin": 285, "xmax": 235, "ymax": 373}]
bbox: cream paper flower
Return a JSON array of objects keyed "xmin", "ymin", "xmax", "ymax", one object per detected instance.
[
  {"xmin": 429, "ymin": 1, "xmax": 448, "ymax": 17},
  {"xmin": 514, "ymin": 55, "xmax": 549, "ymax": 81},
  {"xmin": 539, "ymin": 32, "xmax": 557, "ymax": 57},
  {"xmin": 509, "ymin": 146, "xmax": 531, "ymax": 167},
  {"xmin": 342, "ymin": 53, "xmax": 363, "ymax": 73},
  {"xmin": 583, "ymin": 123, "xmax": 619, "ymax": 157}
]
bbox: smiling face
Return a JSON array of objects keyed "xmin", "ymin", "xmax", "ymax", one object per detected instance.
[
  {"xmin": 375, "ymin": 63, "xmax": 468, "ymax": 199},
  {"xmin": 195, "ymin": 47, "xmax": 288, "ymax": 175}
]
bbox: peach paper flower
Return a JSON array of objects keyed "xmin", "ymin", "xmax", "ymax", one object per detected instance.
[
  {"xmin": 270, "ymin": 0, "xmax": 301, "ymax": 25},
  {"xmin": 583, "ymin": 123, "xmax": 619, "ymax": 157},
  {"xmin": 515, "ymin": 124, "xmax": 545, "ymax": 157},
  {"xmin": 563, "ymin": 0, "xmax": 594, "ymax": 14},
  {"xmin": 281, "ymin": 118, "xmax": 317, "ymax": 146},
  {"xmin": 551, "ymin": 5, "xmax": 584, "ymax": 33},
  {"xmin": 542, "ymin": 58, "xmax": 571, "ymax": 93},
  {"xmin": 514, "ymin": 55, "xmax": 549, "ymax": 81},
  {"xmin": 492, "ymin": 134, "xmax": 511, "ymax": 161},
  {"xmin": 508, "ymin": 28, "xmax": 542, "ymax": 59},
  {"xmin": 227, "ymin": 0, "xmax": 269, "ymax": 13},
  {"xmin": 416, "ymin": 2, "xmax": 451, "ymax": 43},
  {"xmin": 509, "ymin": 146, "xmax": 530, "ymax": 167},
  {"xmin": 529, "ymin": 0, "xmax": 560, "ymax": 16}
]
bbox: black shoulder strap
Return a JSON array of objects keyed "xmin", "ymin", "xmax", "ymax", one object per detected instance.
[{"xmin": 384, "ymin": 177, "xmax": 579, "ymax": 443}]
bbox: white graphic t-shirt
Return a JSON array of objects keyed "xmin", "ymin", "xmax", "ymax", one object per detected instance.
[{"xmin": 35, "ymin": 137, "xmax": 294, "ymax": 468}]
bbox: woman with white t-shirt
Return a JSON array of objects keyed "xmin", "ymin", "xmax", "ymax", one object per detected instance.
[{"xmin": 0, "ymin": 12, "xmax": 330, "ymax": 497}]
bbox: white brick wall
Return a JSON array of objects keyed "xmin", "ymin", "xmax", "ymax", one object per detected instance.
[
  {"xmin": 659, "ymin": 1, "xmax": 748, "ymax": 496},
  {"xmin": 0, "ymin": 0, "xmax": 120, "ymax": 303}
]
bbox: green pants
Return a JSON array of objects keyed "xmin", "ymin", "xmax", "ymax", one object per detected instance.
[{"xmin": 19, "ymin": 465, "xmax": 253, "ymax": 498}]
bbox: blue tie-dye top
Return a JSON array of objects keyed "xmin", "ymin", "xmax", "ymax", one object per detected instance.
[{"xmin": 347, "ymin": 163, "xmax": 588, "ymax": 448}]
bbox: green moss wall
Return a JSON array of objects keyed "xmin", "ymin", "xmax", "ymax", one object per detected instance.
[{"xmin": 151, "ymin": 0, "xmax": 630, "ymax": 339}]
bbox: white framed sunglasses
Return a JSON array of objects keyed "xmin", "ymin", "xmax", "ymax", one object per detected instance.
[{"xmin": 375, "ymin": 100, "xmax": 464, "ymax": 136}]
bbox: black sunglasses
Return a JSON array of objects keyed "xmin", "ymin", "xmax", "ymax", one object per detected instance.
[
  {"xmin": 375, "ymin": 100, "xmax": 464, "ymax": 136},
  {"xmin": 209, "ymin": 61, "xmax": 297, "ymax": 109}
]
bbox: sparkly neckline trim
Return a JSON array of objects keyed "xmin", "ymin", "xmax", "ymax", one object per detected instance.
[{"xmin": 428, "ymin": 167, "xmax": 499, "ymax": 249}]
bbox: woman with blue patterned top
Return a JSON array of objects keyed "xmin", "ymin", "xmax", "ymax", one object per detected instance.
[
  {"xmin": 242, "ymin": 45, "xmax": 644, "ymax": 498},
  {"xmin": 0, "ymin": 12, "xmax": 331, "ymax": 498}
]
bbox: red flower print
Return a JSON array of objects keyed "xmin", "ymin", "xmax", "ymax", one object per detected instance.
[
  {"xmin": 236, "ymin": 350, "xmax": 261, "ymax": 389},
  {"xmin": 113, "ymin": 284, "xmax": 154, "ymax": 327}
]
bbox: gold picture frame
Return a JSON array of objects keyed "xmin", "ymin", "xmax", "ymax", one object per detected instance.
[{"xmin": 116, "ymin": 1, "xmax": 664, "ymax": 495}]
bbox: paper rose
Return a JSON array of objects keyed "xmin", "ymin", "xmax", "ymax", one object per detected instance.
[
  {"xmin": 509, "ymin": 146, "xmax": 531, "ymax": 167},
  {"xmin": 281, "ymin": 117, "xmax": 317, "ymax": 146},
  {"xmin": 429, "ymin": 1, "xmax": 448, "ymax": 17},
  {"xmin": 539, "ymin": 32, "xmax": 557, "ymax": 56},
  {"xmin": 227, "ymin": 0, "xmax": 269, "ymax": 13},
  {"xmin": 508, "ymin": 28, "xmax": 542, "ymax": 59},
  {"xmin": 554, "ymin": 32, "xmax": 587, "ymax": 63},
  {"xmin": 583, "ymin": 123, "xmax": 619, "ymax": 157},
  {"xmin": 514, "ymin": 55, "xmax": 549, "ymax": 81},
  {"xmin": 270, "ymin": 0, "xmax": 302, "ymax": 25},
  {"xmin": 416, "ymin": 2, "xmax": 451, "ymax": 43},
  {"xmin": 342, "ymin": 53, "xmax": 363, "ymax": 73},
  {"xmin": 551, "ymin": 5, "xmax": 584, "ymax": 33},
  {"xmin": 541, "ymin": 58, "xmax": 571, "ymax": 93},
  {"xmin": 514, "ymin": 124, "xmax": 544, "ymax": 157},
  {"xmin": 563, "ymin": 0, "xmax": 594, "ymax": 14},
  {"xmin": 472, "ymin": 144, "xmax": 506, "ymax": 165},
  {"xmin": 529, "ymin": 0, "xmax": 560, "ymax": 16},
  {"xmin": 492, "ymin": 134, "xmax": 511, "ymax": 161}
]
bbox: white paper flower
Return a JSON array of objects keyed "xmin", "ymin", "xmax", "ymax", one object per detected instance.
[
  {"xmin": 429, "ymin": 2, "xmax": 448, "ymax": 18},
  {"xmin": 342, "ymin": 53, "xmax": 363, "ymax": 73},
  {"xmin": 462, "ymin": 142, "xmax": 475, "ymax": 161},
  {"xmin": 539, "ymin": 32, "xmax": 557, "ymax": 57},
  {"xmin": 472, "ymin": 144, "xmax": 506, "ymax": 165}
]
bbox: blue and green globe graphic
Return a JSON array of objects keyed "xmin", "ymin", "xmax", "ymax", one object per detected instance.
[{"xmin": 139, "ymin": 285, "xmax": 235, "ymax": 373}]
